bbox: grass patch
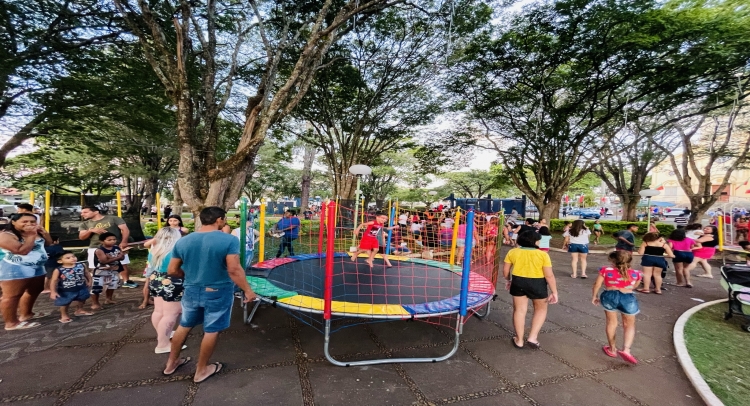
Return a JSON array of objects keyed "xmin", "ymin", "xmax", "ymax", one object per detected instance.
[{"xmin": 684, "ymin": 302, "xmax": 750, "ymax": 405}]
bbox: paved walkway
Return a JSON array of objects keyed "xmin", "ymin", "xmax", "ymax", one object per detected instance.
[{"xmin": 0, "ymin": 250, "xmax": 727, "ymax": 406}]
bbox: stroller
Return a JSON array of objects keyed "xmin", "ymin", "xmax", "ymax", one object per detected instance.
[{"xmin": 719, "ymin": 265, "xmax": 750, "ymax": 333}]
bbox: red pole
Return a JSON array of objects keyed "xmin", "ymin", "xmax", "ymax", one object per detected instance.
[
  {"xmin": 318, "ymin": 202, "xmax": 326, "ymax": 255},
  {"xmin": 324, "ymin": 201, "xmax": 336, "ymax": 320}
]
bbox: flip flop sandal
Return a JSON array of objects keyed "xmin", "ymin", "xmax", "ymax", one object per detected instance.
[
  {"xmin": 617, "ymin": 351, "xmax": 638, "ymax": 365},
  {"xmin": 685, "ymin": 284, "xmax": 693, "ymax": 288},
  {"xmin": 194, "ymin": 362, "xmax": 223, "ymax": 383},
  {"xmin": 5, "ymin": 321, "xmax": 41, "ymax": 330},
  {"xmin": 602, "ymin": 345, "xmax": 617, "ymax": 358},
  {"xmin": 525, "ymin": 340, "xmax": 541, "ymax": 350},
  {"xmin": 635, "ymin": 289, "xmax": 650, "ymax": 294},
  {"xmin": 59, "ymin": 319, "xmax": 73, "ymax": 324},
  {"xmin": 581, "ymin": 275, "xmax": 588, "ymax": 279},
  {"xmin": 162, "ymin": 357, "xmax": 192, "ymax": 376},
  {"xmin": 19, "ymin": 312, "xmax": 48, "ymax": 322},
  {"xmin": 570, "ymin": 275, "xmax": 577, "ymax": 279},
  {"xmin": 511, "ymin": 337, "xmax": 524, "ymax": 349},
  {"xmin": 76, "ymin": 312, "xmax": 94, "ymax": 317},
  {"xmin": 654, "ymin": 290, "xmax": 663, "ymax": 295}
]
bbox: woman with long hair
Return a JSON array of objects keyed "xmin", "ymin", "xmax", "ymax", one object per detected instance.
[
  {"xmin": 690, "ymin": 225, "xmax": 718, "ymax": 278},
  {"xmin": 592, "ymin": 220, "xmax": 603, "ymax": 245},
  {"xmin": 147, "ymin": 227, "xmax": 185, "ymax": 353},
  {"xmin": 166, "ymin": 215, "xmax": 190, "ymax": 235},
  {"xmin": 592, "ymin": 251, "xmax": 643, "ymax": 364},
  {"xmin": 0, "ymin": 213, "xmax": 53, "ymax": 330},
  {"xmin": 637, "ymin": 232, "xmax": 674, "ymax": 294},
  {"xmin": 563, "ymin": 220, "xmax": 591, "ymax": 278},
  {"xmin": 503, "ymin": 230, "xmax": 558, "ymax": 349}
]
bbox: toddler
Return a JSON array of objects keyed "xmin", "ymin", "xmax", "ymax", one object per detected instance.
[
  {"xmin": 91, "ymin": 232, "xmax": 129, "ymax": 309},
  {"xmin": 49, "ymin": 251, "xmax": 93, "ymax": 323}
]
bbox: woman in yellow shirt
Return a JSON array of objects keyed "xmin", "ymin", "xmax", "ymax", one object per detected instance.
[{"xmin": 503, "ymin": 230, "xmax": 559, "ymax": 349}]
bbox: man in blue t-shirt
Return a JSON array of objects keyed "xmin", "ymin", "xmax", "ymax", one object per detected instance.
[
  {"xmin": 275, "ymin": 210, "xmax": 301, "ymax": 258},
  {"xmin": 163, "ymin": 206, "xmax": 256, "ymax": 383}
]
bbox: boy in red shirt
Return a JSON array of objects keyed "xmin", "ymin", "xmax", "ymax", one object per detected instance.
[{"xmin": 351, "ymin": 213, "xmax": 398, "ymax": 267}]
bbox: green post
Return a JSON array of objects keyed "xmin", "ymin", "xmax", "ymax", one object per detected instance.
[{"xmin": 240, "ymin": 198, "xmax": 248, "ymax": 268}]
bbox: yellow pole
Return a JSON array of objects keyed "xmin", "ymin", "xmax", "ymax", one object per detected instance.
[
  {"xmin": 259, "ymin": 199, "xmax": 266, "ymax": 262},
  {"xmin": 29, "ymin": 191, "xmax": 35, "ymax": 205},
  {"xmin": 334, "ymin": 196, "xmax": 340, "ymax": 230},
  {"xmin": 449, "ymin": 208, "xmax": 462, "ymax": 268},
  {"xmin": 718, "ymin": 214, "xmax": 724, "ymax": 251},
  {"xmin": 116, "ymin": 190, "xmax": 122, "ymax": 217},
  {"xmin": 361, "ymin": 197, "xmax": 365, "ymax": 223},
  {"xmin": 80, "ymin": 192, "xmax": 84, "ymax": 207},
  {"xmin": 44, "ymin": 190, "xmax": 51, "ymax": 230},
  {"xmin": 155, "ymin": 192, "xmax": 161, "ymax": 227}
]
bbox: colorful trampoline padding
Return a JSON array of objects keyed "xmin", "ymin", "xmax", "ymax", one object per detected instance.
[{"xmin": 246, "ymin": 253, "xmax": 494, "ymax": 316}]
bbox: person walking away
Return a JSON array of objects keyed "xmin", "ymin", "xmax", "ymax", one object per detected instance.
[
  {"xmin": 274, "ymin": 210, "xmax": 300, "ymax": 258},
  {"xmin": 591, "ymin": 251, "xmax": 642, "ymax": 364},
  {"xmin": 162, "ymin": 207, "xmax": 257, "ymax": 382},
  {"xmin": 563, "ymin": 220, "xmax": 591, "ymax": 278},
  {"xmin": 43, "ymin": 235, "xmax": 63, "ymax": 293},
  {"xmin": 636, "ymin": 233, "xmax": 674, "ymax": 294},
  {"xmin": 147, "ymin": 227, "xmax": 185, "ymax": 353},
  {"xmin": 614, "ymin": 224, "xmax": 639, "ymax": 252},
  {"xmin": 690, "ymin": 225, "xmax": 718, "ymax": 278},
  {"xmin": 78, "ymin": 206, "xmax": 137, "ymax": 288},
  {"xmin": 0, "ymin": 213, "xmax": 52, "ymax": 330},
  {"xmin": 503, "ymin": 230, "xmax": 559, "ymax": 349},
  {"xmin": 668, "ymin": 229, "xmax": 700, "ymax": 288},
  {"xmin": 91, "ymin": 232, "xmax": 129, "ymax": 309},
  {"xmin": 49, "ymin": 251, "xmax": 93, "ymax": 323},
  {"xmin": 537, "ymin": 227, "xmax": 552, "ymax": 252},
  {"xmin": 351, "ymin": 212, "xmax": 396, "ymax": 267},
  {"xmin": 231, "ymin": 220, "xmax": 260, "ymax": 269},
  {"xmin": 592, "ymin": 220, "xmax": 603, "ymax": 245}
]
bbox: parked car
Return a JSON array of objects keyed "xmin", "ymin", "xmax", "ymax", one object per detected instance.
[
  {"xmin": 577, "ymin": 209, "xmax": 601, "ymax": 219},
  {"xmin": 663, "ymin": 208, "xmax": 688, "ymax": 217}
]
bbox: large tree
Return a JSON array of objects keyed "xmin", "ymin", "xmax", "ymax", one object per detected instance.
[
  {"xmin": 112, "ymin": 0, "xmax": 403, "ymax": 217},
  {"xmin": 448, "ymin": 0, "xmax": 750, "ymax": 220}
]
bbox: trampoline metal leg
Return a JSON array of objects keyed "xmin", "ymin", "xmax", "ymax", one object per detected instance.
[
  {"xmin": 323, "ymin": 317, "xmax": 463, "ymax": 367},
  {"xmin": 473, "ymin": 301, "xmax": 492, "ymax": 319},
  {"xmin": 244, "ymin": 299, "xmax": 261, "ymax": 325}
]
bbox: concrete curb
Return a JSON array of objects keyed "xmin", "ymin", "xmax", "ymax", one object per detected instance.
[{"xmin": 673, "ymin": 298, "xmax": 727, "ymax": 406}]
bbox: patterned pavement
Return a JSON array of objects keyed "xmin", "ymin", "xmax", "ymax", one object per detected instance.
[{"xmin": 0, "ymin": 249, "xmax": 726, "ymax": 405}]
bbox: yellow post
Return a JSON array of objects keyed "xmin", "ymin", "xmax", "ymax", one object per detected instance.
[
  {"xmin": 718, "ymin": 214, "xmax": 724, "ymax": 251},
  {"xmin": 449, "ymin": 208, "xmax": 462, "ymax": 268},
  {"xmin": 44, "ymin": 190, "xmax": 51, "ymax": 230},
  {"xmin": 259, "ymin": 199, "xmax": 266, "ymax": 262},
  {"xmin": 361, "ymin": 197, "xmax": 365, "ymax": 223},
  {"xmin": 155, "ymin": 192, "xmax": 161, "ymax": 227},
  {"xmin": 116, "ymin": 190, "xmax": 122, "ymax": 217},
  {"xmin": 29, "ymin": 191, "xmax": 35, "ymax": 205},
  {"xmin": 334, "ymin": 196, "xmax": 340, "ymax": 229},
  {"xmin": 80, "ymin": 192, "xmax": 84, "ymax": 207}
]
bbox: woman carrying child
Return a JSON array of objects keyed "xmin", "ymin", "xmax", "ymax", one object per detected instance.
[
  {"xmin": 503, "ymin": 230, "xmax": 558, "ymax": 349},
  {"xmin": 668, "ymin": 229, "xmax": 701, "ymax": 288},
  {"xmin": 591, "ymin": 251, "xmax": 642, "ymax": 364},
  {"xmin": 636, "ymin": 232, "xmax": 674, "ymax": 294}
]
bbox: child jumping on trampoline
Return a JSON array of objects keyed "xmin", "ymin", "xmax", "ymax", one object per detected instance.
[{"xmin": 351, "ymin": 212, "xmax": 398, "ymax": 268}]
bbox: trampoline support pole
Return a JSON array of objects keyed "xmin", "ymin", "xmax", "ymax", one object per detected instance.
[
  {"xmin": 243, "ymin": 298, "xmax": 261, "ymax": 326},
  {"xmin": 323, "ymin": 316, "xmax": 463, "ymax": 367}
]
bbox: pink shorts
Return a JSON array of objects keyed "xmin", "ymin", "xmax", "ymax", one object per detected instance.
[{"xmin": 693, "ymin": 247, "xmax": 716, "ymax": 260}]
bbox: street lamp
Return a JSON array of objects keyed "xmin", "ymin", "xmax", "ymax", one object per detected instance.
[
  {"xmin": 349, "ymin": 164, "xmax": 372, "ymax": 248},
  {"xmin": 639, "ymin": 189, "xmax": 661, "ymax": 230}
]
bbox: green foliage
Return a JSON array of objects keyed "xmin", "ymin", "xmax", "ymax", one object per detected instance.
[
  {"xmin": 548, "ymin": 219, "xmax": 674, "ymax": 236},
  {"xmin": 440, "ymin": 164, "xmax": 516, "ymax": 198}
]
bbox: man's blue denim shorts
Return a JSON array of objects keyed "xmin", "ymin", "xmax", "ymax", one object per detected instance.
[
  {"xmin": 180, "ymin": 284, "xmax": 234, "ymax": 333},
  {"xmin": 599, "ymin": 290, "xmax": 640, "ymax": 315}
]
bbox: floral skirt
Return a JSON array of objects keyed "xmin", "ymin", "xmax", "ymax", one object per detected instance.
[{"xmin": 148, "ymin": 272, "xmax": 184, "ymax": 302}]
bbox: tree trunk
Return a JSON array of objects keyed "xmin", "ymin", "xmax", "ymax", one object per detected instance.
[
  {"xmin": 620, "ymin": 195, "xmax": 639, "ymax": 222},
  {"xmin": 172, "ymin": 182, "xmax": 183, "ymax": 215},
  {"xmin": 537, "ymin": 200, "xmax": 561, "ymax": 222},
  {"xmin": 300, "ymin": 143, "xmax": 315, "ymax": 209},
  {"xmin": 123, "ymin": 212, "xmax": 145, "ymax": 242}
]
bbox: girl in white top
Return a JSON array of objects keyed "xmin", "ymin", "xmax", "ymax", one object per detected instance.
[{"xmin": 563, "ymin": 220, "xmax": 591, "ymax": 278}]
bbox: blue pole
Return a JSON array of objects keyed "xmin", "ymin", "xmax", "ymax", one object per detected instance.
[
  {"xmin": 459, "ymin": 205, "xmax": 475, "ymax": 317},
  {"xmin": 386, "ymin": 205, "xmax": 395, "ymax": 255}
]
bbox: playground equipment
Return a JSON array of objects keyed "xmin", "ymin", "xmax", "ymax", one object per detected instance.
[{"xmin": 238, "ymin": 201, "xmax": 499, "ymax": 366}]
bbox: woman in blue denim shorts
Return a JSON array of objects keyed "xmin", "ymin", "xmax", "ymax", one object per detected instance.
[
  {"xmin": 592, "ymin": 251, "xmax": 643, "ymax": 364},
  {"xmin": 563, "ymin": 220, "xmax": 591, "ymax": 278}
]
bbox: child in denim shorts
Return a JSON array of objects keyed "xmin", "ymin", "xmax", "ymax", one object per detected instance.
[
  {"xmin": 49, "ymin": 251, "xmax": 93, "ymax": 323},
  {"xmin": 592, "ymin": 251, "xmax": 642, "ymax": 365}
]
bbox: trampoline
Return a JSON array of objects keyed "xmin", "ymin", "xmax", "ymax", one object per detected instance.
[
  {"xmin": 238, "ymin": 201, "xmax": 497, "ymax": 367},
  {"xmin": 245, "ymin": 254, "xmax": 494, "ymax": 319}
]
